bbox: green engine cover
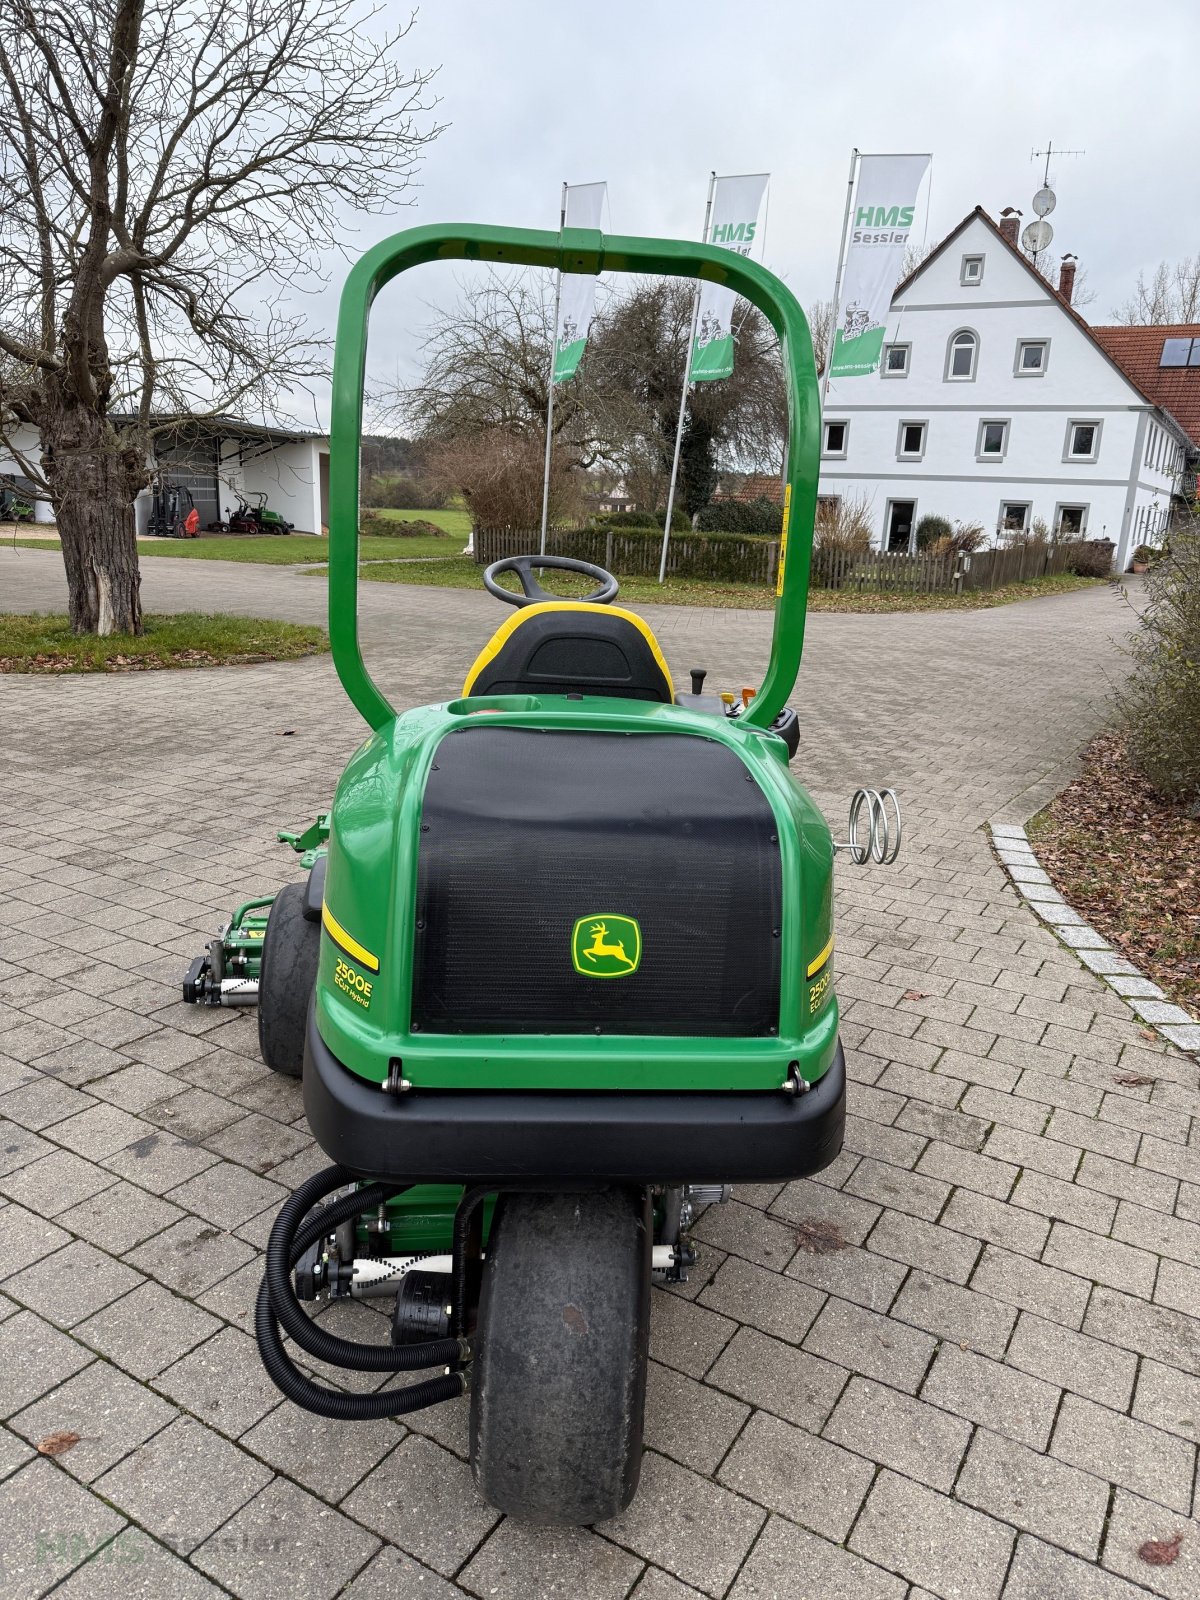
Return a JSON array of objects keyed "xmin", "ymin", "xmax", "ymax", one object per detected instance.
[{"xmin": 314, "ymin": 692, "xmax": 838, "ymax": 1093}]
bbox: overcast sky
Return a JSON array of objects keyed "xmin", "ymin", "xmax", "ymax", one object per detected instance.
[{"xmin": 297, "ymin": 0, "xmax": 1186, "ymax": 429}]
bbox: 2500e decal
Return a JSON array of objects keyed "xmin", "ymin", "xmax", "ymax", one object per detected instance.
[{"xmin": 333, "ymin": 956, "xmax": 373, "ymax": 1009}]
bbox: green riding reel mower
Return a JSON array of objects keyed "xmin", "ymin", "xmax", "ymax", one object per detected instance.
[{"xmin": 183, "ymin": 222, "xmax": 901, "ymax": 1526}]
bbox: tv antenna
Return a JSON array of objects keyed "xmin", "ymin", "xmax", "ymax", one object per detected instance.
[
  {"xmin": 1030, "ymin": 141, "xmax": 1085, "ymax": 187},
  {"xmin": 1023, "ymin": 142, "xmax": 1084, "ymax": 267}
]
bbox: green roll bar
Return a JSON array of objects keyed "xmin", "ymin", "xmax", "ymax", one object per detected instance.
[{"xmin": 329, "ymin": 224, "xmax": 820, "ymax": 731}]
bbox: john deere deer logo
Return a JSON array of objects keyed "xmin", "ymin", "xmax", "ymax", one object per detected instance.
[{"xmin": 571, "ymin": 914, "xmax": 642, "ymax": 979}]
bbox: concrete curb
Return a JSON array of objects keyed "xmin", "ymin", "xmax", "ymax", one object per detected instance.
[{"xmin": 989, "ymin": 822, "xmax": 1200, "ymax": 1059}]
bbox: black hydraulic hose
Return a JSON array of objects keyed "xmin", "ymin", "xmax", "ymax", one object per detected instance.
[
  {"xmin": 255, "ymin": 1164, "xmax": 470, "ymax": 1420},
  {"xmin": 266, "ymin": 1170, "xmax": 465, "ymax": 1372}
]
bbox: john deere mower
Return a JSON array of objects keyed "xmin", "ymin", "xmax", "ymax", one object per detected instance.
[{"xmin": 183, "ymin": 223, "xmax": 900, "ymax": 1525}]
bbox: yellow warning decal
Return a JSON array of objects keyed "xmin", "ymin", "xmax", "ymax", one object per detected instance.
[
  {"xmin": 321, "ymin": 903, "xmax": 380, "ymax": 974},
  {"xmin": 775, "ymin": 483, "xmax": 792, "ymax": 597},
  {"xmin": 805, "ymin": 934, "xmax": 834, "ymax": 979}
]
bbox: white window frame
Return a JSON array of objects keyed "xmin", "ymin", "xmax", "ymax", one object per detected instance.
[
  {"xmin": 999, "ymin": 501, "xmax": 1032, "ymax": 534},
  {"xmin": 960, "ymin": 254, "xmax": 985, "ymax": 286},
  {"xmin": 1014, "ymin": 339, "xmax": 1049, "ymax": 377},
  {"xmin": 1064, "ymin": 419, "xmax": 1102, "ymax": 464},
  {"xmin": 881, "ymin": 342, "xmax": 910, "ymax": 378},
  {"xmin": 945, "ymin": 329, "xmax": 979, "ymax": 382},
  {"xmin": 884, "ymin": 497, "xmax": 919, "ymax": 555},
  {"xmin": 976, "ymin": 418, "xmax": 1010, "ymax": 462},
  {"xmin": 822, "ymin": 419, "xmax": 849, "ymax": 459},
  {"xmin": 896, "ymin": 420, "xmax": 927, "ymax": 461},
  {"xmin": 1054, "ymin": 503, "xmax": 1090, "ymax": 537}
]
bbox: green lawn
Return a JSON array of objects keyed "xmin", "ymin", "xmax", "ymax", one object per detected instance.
[
  {"xmin": 351, "ymin": 559, "xmax": 1103, "ymax": 613},
  {"xmin": 0, "ymin": 612, "xmax": 328, "ymax": 672},
  {"xmin": 7, "ymin": 530, "xmax": 460, "ymax": 563}
]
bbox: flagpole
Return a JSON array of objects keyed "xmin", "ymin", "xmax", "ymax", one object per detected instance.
[
  {"xmin": 539, "ymin": 180, "xmax": 568, "ymax": 556},
  {"xmin": 658, "ymin": 171, "xmax": 716, "ymax": 585},
  {"xmin": 823, "ymin": 148, "xmax": 859, "ymax": 404}
]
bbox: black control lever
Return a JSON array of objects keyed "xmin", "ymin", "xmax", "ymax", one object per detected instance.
[{"xmin": 689, "ymin": 668, "xmax": 707, "ymax": 696}]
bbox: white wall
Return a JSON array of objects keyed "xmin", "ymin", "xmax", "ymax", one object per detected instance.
[
  {"xmin": 234, "ymin": 439, "xmax": 324, "ymax": 534},
  {"xmin": 0, "ymin": 423, "xmax": 55, "ymax": 522},
  {"xmin": 819, "ymin": 214, "xmax": 1183, "ymax": 569}
]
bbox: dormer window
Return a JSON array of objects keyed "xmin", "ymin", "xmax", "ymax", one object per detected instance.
[{"xmin": 961, "ymin": 254, "xmax": 985, "ymax": 286}]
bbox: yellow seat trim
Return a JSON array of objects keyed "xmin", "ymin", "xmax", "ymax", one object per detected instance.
[
  {"xmin": 321, "ymin": 903, "xmax": 380, "ymax": 973},
  {"xmin": 461, "ymin": 602, "xmax": 675, "ymax": 703}
]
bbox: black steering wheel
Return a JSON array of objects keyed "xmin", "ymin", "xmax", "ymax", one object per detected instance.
[{"xmin": 482, "ymin": 554, "xmax": 619, "ymax": 608}]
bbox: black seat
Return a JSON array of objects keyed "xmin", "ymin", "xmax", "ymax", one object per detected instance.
[{"xmin": 462, "ymin": 603, "xmax": 674, "ymax": 703}]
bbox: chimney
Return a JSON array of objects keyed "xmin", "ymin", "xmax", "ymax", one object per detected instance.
[
  {"xmin": 1058, "ymin": 254, "xmax": 1078, "ymax": 305},
  {"xmin": 999, "ymin": 207, "xmax": 1022, "ymax": 246}
]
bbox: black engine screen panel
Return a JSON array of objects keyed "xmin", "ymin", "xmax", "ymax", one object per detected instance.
[{"xmin": 412, "ymin": 727, "xmax": 782, "ymax": 1036}]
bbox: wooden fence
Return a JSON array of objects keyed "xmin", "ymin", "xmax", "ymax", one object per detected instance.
[{"xmin": 473, "ymin": 526, "xmax": 1111, "ymax": 594}]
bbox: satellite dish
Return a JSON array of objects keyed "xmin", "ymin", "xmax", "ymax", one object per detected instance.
[
  {"xmin": 1022, "ymin": 219, "xmax": 1054, "ymax": 253},
  {"xmin": 1032, "ymin": 186, "xmax": 1057, "ymax": 217}
]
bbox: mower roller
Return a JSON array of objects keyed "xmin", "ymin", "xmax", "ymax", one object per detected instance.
[{"xmin": 184, "ymin": 222, "xmax": 902, "ymax": 1525}]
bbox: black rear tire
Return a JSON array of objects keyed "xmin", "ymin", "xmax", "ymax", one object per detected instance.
[
  {"xmin": 257, "ymin": 882, "xmax": 319, "ymax": 1078},
  {"xmin": 469, "ymin": 1187, "xmax": 651, "ymax": 1525}
]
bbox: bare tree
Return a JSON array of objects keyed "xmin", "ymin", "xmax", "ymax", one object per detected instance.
[
  {"xmin": 1112, "ymin": 257, "xmax": 1200, "ymax": 325},
  {"xmin": 805, "ymin": 298, "xmax": 832, "ymax": 376},
  {"xmin": 0, "ymin": 0, "xmax": 440, "ymax": 634},
  {"xmin": 397, "ymin": 274, "xmax": 787, "ymax": 520}
]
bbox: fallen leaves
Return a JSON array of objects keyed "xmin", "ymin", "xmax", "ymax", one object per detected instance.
[
  {"xmin": 793, "ymin": 1220, "xmax": 848, "ymax": 1255},
  {"xmin": 36, "ymin": 1431, "xmax": 81, "ymax": 1457},
  {"xmin": 1137, "ymin": 1028, "xmax": 1159, "ymax": 1044},
  {"xmin": 1138, "ymin": 1531, "xmax": 1183, "ymax": 1567},
  {"xmin": 902, "ymin": 990, "xmax": 932, "ymax": 1002},
  {"xmin": 1114, "ymin": 1073, "xmax": 1157, "ymax": 1088},
  {"xmin": 1030, "ymin": 734, "xmax": 1200, "ymax": 1016}
]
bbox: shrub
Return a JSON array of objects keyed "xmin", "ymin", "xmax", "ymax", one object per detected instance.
[
  {"xmin": 812, "ymin": 493, "xmax": 873, "ymax": 562},
  {"xmin": 914, "ymin": 514, "xmax": 951, "ymax": 551},
  {"xmin": 360, "ymin": 472, "xmax": 447, "ymax": 510},
  {"xmin": 1116, "ymin": 523, "xmax": 1200, "ymax": 806},
  {"xmin": 930, "ymin": 519, "xmax": 987, "ymax": 558},
  {"xmin": 426, "ymin": 429, "xmax": 584, "ymax": 531},
  {"xmin": 695, "ymin": 496, "xmax": 783, "ymax": 535},
  {"xmin": 598, "ymin": 507, "xmax": 689, "ymax": 532},
  {"xmin": 1062, "ymin": 538, "xmax": 1115, "ymax": 578},
  {"xmin": 1132, "ymin": 544, "xmax": 1154, "ymax": 565}
]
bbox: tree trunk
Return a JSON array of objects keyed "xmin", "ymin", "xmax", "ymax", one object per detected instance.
[{"xmin": 43, "ymin": 403, "xmax": 144, "ymax": 636}]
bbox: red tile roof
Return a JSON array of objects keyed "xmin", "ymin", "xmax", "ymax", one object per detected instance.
[
  {"xmin": 712, "ymin": 472, "xmax": 784, "ymax": 505},
  {"xmin": 1090, "ymin": 325, "xmax": 1200, "ymax": 449}
]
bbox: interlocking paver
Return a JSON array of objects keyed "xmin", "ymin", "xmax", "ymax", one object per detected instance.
[
  {"xmin": 850, "ymin": 1469, "xmax": 1015, "ymax": 1598},
  {"xmin": 1101, "ymin": 1489, "xmax": 1200, "ymax": 1597},
  {"xmin": 921, "ymin": 1344, "xmax": 1060, "ymax": 1450},
  {"xmin": 727, "ymin": 1513, "xmax": 906, "ymax": 1600},
  {"xmin": 824, "ymin": 1373, "xmax": 970, "ymax": 1490},
  {"xmin": 10, "ymin": 1357, "xmax": 176, "ymax": 1483},
  {"xmin": 93, "ymin": 1415, "xmax": 270, "ymax": 1553},
  {"xmin": 4, "ymin": 557, "xmax": 1176, "ymax": 1596},
  {"xmin": 717, "ymin": 1410, "xmax": 873, "ymax": 1541},
  {"xmin": 193, "ymin": 1478, "xmax": 380, "ymax": 1600},
  {"xmin": 0, "ymin": 1457, "xmax": 127, "ymax": 1600},
  {"xmin": 957, "ymin": 1425, "xmax": 1110, "ymax": 1557},
  {"xmin": 341, "ymin": 1434, "xmax": 499, "ymax": 1579},
  {"xmin": 461, "ymin": 1519, "xmax": 642, "ymax": 1600},
  {"xmin": 706, "ymin": 1325, "xmax": 845, "ymax": 1432},
  {"xmin": 1002, "ymin": 1534, "xmax": 1158, "ymax": 1600},
  {"xmin": 1052, "ymin": 1393, "xmax": 1196, "ymax": 1513}
]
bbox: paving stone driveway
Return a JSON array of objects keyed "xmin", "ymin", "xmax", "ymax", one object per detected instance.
[{"xmin": 2, "ymin": 549, "xmax": 1197, "ymax": 1600}]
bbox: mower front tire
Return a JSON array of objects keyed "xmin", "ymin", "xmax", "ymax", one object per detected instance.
[
  {"xmin": 470, "ymin": 1187, "xmax": 651, "ymax": 1525},
  {"xmin": 257, "ymin": 882, "xmax": 319, "ymax": 1078}
]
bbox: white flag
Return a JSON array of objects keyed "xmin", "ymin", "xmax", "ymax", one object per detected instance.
[
  {"xmin": 690, "ymin": 173, "xmax": 769, "ymax": 382},
  {"xmin": 829, "ymin": 154, "xmax": 930, "ymax": 379},
  {"xmin": 553, "ymin": 182, "xmax": 607, "ymax": 383}
]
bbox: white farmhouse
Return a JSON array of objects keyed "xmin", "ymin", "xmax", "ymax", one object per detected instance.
[{"xmin": 819, "ymin": 207, "xmax": 1190, "ymax": 570}]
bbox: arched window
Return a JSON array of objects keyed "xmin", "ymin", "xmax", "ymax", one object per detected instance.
[{"xmin": 946, "ymin": 330, "xmax": 978, "ymax": 381}]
